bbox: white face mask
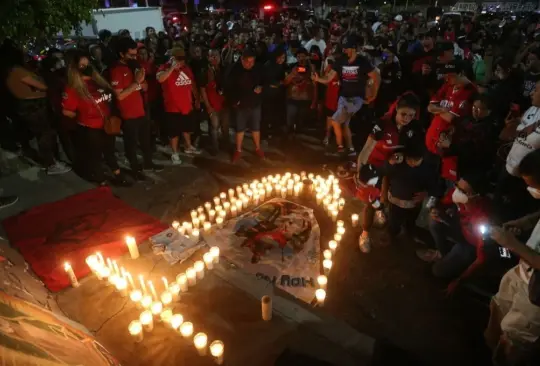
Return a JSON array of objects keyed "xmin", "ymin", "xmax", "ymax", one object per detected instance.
[
  {"xmin": 452, "ymin": 188, "xmax": 469, "ymax": 204},
  {"xmin": 527, "ymin": 186, "xmax": 540, "ymax": 199}
]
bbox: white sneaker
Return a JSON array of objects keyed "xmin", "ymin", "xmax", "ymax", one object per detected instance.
[
  {"xmin": 185, "ymin": 146, "xmax": 202, "ymax": 155},
  {"xmin": 171, "ymin": 153, "xmax": 182, "ymax": 165},
  {"xmin": 358, "ymin": 233, "xmax": 371, "ymax": 253},
  {"xmin": 47, "ymin": 162, "xmax": 72, "ymax": 175}
]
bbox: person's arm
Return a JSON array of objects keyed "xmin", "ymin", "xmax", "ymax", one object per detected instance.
[
  {"xmin": 313, "ymin": 68, "xmax": 337, "ymax": 84},
  {"xmin": 156, "ymin": 64, "xmax": 175, "ymax": 83},
  {"xmin": 380, "ymin": 175, "xmax": 389, "ymax": 204},
  {"xmin": 491, "ymin": 225, "xmax": 540, "ymax": 270},
  {"xmin": 366, "ymin": 68, "xmax": 381, "ymax": 102},
  {"xmin": 111, "ymin": 67, "xmax": 142, "ymax": 101},
  {"xmin": 21, "ymin": 74, "xmax": 47, "ymax": 91},
  {"xmin": 62, "ymin": 109, "xmax": 76, "ymax": 118},
  {"xmin": 356, "ymin": 136, "xmax": 377, "ymax": 170}
]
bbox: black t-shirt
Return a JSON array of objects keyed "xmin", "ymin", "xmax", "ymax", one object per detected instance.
[
  {"xmin": 521, "ymin": 70, "xmax": 540, "ymax": 109},
  {"xmin": 334, "ymin": 55, "xmax": 374, "ymax": 98},
  {"xmin": 381, "ymin": 159, "xmax": 438, "ymax": 201},
  {"xmin": 225, "ymin": 61, "xmax": 263, "ymax": 108}
]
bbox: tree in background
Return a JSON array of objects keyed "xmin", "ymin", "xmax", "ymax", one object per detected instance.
[{"xmin": 0, "ymin": 0, "xmax": 98, "ymax": 42}]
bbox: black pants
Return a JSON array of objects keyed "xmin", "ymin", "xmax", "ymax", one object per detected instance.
[
  {"xmin": 76, "ymin": 125, "xmax": 119, "ymax": 183},
  {"xmin": 388, "ymin": 203, "xmax": 422, "ymax": 238},
  {"xmin": 262, "ymin": 93, "xmax": 285, "ymax": 138},
  {"xmin": 122, "ymin": 116, "xmax": 153, "ymax": 171}
]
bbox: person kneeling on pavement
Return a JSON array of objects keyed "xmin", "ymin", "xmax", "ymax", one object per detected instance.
[
  {"xmin": 417, "ymin": 173, "xmax": 491, "ymax": 295},
  {"xmin": 379, "ymin": 142, "xmax": 438, "ymax": 242},
  {"xmin": 485, "ymin": 149, "xmax": 540, "ymax": 366}
]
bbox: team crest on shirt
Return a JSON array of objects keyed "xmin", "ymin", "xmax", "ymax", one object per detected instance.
[{"xmin": 407, "ymin": 129, "xmax": 414, "ymax": 138}]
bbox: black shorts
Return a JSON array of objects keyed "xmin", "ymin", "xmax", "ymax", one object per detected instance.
[{"xmin": 165, "ymin": 112, "xmax": 197, "ymax": 137}]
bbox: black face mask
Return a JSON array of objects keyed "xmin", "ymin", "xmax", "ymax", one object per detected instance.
[
  {"xmin": 80, "ymin": 65, "xmax": 93, "ymax": 77},
  {"xmin": 126, "ymin": 59, "xmax": 140, "ymax": 70}
]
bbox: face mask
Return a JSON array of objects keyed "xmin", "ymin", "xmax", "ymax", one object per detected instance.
[
  {"xmin": 452, "ymin": 188, "xmax": 469, "ymax": 204},
  {"xmin": 126, "ymin": 59, "xmax": 140, "ymax": 70},
  {"xmin": 527, "ymin": 186, "xmax": 540, "ymax": 199},
  {"xmin": 80, "ymin": 65, "xmax": 93, "ymax": 77}
]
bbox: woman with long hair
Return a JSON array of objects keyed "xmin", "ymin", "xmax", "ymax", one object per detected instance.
[{"xmin": 61, "ymin": 51, "xmax": 130, "ymax": 186}]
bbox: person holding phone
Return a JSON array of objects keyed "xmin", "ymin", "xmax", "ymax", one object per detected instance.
[{"xmin": 486, "ymin": 149, "xmax": 540, "ymax": 365}]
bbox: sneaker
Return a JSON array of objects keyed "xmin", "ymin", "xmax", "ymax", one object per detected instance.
[
  {"xmin": 171, "ymin": 153, "xmax": 182, "ymax": 165},
  {"xmin": 255, "ymin": 148, "xmax": 265, "ymax": 159},
  {"xmin": 47, "ymin": 162, "xmax": 72, "ymax": 175},
  {"xmin": 347, "ymin": 148, "xmax": 357, "ymax": 157},
  {"xmin": 322, "ymin": 137, "xmax": 329, "ymax": 146},
  {"xmin": 0, "ymin": 195, "xmax": 18, "ymax": 209},
  {"xmin": 416, "ymin": 249, "xmax": 442, "ymax": 262},
  {"xmin": 143, "ymin": 163, "xmax": 164, "ymax": 172},
  {"xmin": 359, "ymin": 233, "xmax": 371, "ymax": 253},
  {"xmin": 132, "ymin": 171, "xmax": 147, "ymax": 182},
  {"xmin": 185, "ymin": 146, "xmax": 202, "ymax": 155},
  {"xmin": 231, "ymin": 150, "xmax": 242, "ymax": 163}
]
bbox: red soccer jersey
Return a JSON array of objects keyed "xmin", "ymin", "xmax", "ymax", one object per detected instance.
[
  {"xmin": 204, "ymin": 67, "xmax": 225, "ymax": 112},
  {"xmin": 368, "ymin": 118, "xmax": 421, "ymax": 167},
  {"xmin": 324, "ymin": 69, "xmax": 339, "ymax": 111},
  {"xmin": 426, "ymin": 82, "xmax": 477, "ymax": 180},
  {"xmin": 158, "ymin": 63, "xmax": 195, "ymax": 114},
  {"xmin": 62, "ymin": 80, "xmax": 112, "ymax": 129},
  {"xmin": 109, "ymin": 62, "xmax": 146, "ymax": 119}
]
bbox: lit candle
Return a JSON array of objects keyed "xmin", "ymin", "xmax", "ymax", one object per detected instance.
[
  {"xmin": 194, "ymin": 261, "xmax": 205, "ymax": 280},
  {"xmin": 160, "ymin": 308, "xmax": 173, "ymax": 324},
  {"xmin": 190, "ymin": 210, "xmax": 198, "ymax": 220},
  {"xmin": 228, "ymin": 188, "xmax": 235, "ymax": 199},
  {"xmin": 334, "ymin": 233, "xmax": 342, "ymax": 242},
  {"xmin": 203, "ymin": 252, "xmax": 214, "ymax": 270},
  {"xmin": 186, "ymin": 268, "xmax": 196, "ymax": 286},
  {"xmin": 219, "ymin": 210, "xmax": 226, "ymax": 219},
  {"xmin": 223, "ymin": 202, "xmax": 230, "ymax": 212},
  {"xmin": 204, "ymin": 202, "xmax": 212, "ymax": 211},
  {"xmin": 242, "ymin": 183, "xmax": 249, "ymax": 192},
  {"xmin": 331, "ymin": 210, "xmax": 338, "ymax": 222},
  {"xmin": 115, "ymin": 277, "xmax": 128, "ymax": 297},
  {"xmin": 140, "ymin": 310, "xmax": 153, "ymax": 332},
  {"xmin": 161, "ymin": 291, "xmax": 173, "ymax": 307},
  {"xmin": 261, "ymin": 295, "xmax": 272, "ymax": 321},
  {"xmin": 197, "ymin": 206, "xmax": 205, "ymax": 214},
  {"xmin": 128, "ymin": 320, "xmax": 144, "ymax": 342},
  {"xmin": 126, "ymin": 272, "xmax": 135, "ymax": 289},
  {"xmin": 337, "ymin": 220, "xmax": 344, "ymax": 228},
  {"xmin": 141, "ymin": 295, "xmax": 153, "ymax": 309},
  {"xmin": 96, "ymin": 252, "xmax": 105, "ymax": 267},
  {"xmin": 198, "ymin": 214, "xmax": 206, "ymax": 223},
  {"xmin": 170, "ymin": 313, "xmax": 184, "ymax": 330},
  {"xmin": 294, "ymin": 185, "xmax": 300, "ymax": 196},
  {"xmin": 280, "ymin": 187, "xmax": 287, "ymax": 198},
  {"xmin": 180, "ymin": 321, "xmax": 194, "ymax": 338},
  {"xmin": 203, "ymin": 222, "xmax": 211, "ymax": 232},
  {"xmin": 329, "ymin": 240, "xmax": 338, "ymax": 253},
  {"xmin": 235, "ymin": 200, "xmax": 242, "ymax": 212},
  {"xmin": 148, "ymin": 280, "xmax": 158, "ymax": 300},
  {"xmin": 185, "ymin": 222, "xmax": 193, "ymax": 235},
  {"xmin": 337, "ymin": 226, "xmax": 345, "ymax": 236},
  {"xmin": 192, "ymin": 217, "xmax": 200, "ymax": 228},
  {"xmin": 139, "ymin": 275, "xmax": 147, "ymax": 294},
  {"xmin": 213, "ymin": 196, "xmax": 220, "ymax": 206},
  {"xmin": 98, "ymin": 266, "xmax": 111, "ymax": 280},
  {"xmin": 350, "ymin": 214, "xmax": 359, "ymax": 227},
  {"xmin": 192, "ymin": 229, "xmax": 200, "ymax": 240},
  {"xmin": 315, "ymin": 288, "xmax": 326, "ymax": 306},
  {"xmin": 259, "ymin": 189, "xmax": 266, "ymax": 201},
  {"xmin": 216, "ymin": 216, "xmax": 224, "ymax": 228},
  {"xmin": 317, "ymin": 275, "xmax": 328, "ymax": 290},
  {"xmin": 108, "ymin": 273, "xmax": 119, "ymax": 287},
  {"xmin": 64, "ymin": 262, "xmax": 79, "ymax": 288},
  {"xmin": 230, "ymin": 206, "xmax": 237, "ymax": 218},
  {"xmin": 338, "ymin": 198, "xmax": 345, "ymax": 210},
  {"xmin": 323, "ymin": 249, "xmax": 332, "ymax": 260},
  {"xmin": 169, "ymin": 283, "xmax": 180, "ymax": 301},
  {"xmin": 151, "ymin": 301, "xmax": 163, "ymax": 317},
  {"xmin": 162, "ymin": 276, "xmax": 169, "ymax": 290},
  {"xmin": 323, "ymin": 259, "xmax": 332, "ymax": 275},
  {"xmin": 112, "ymin": 260, "xmax": 120, "ymax": 276},
  {"xmin": 220, "ymin": 192, "xmax": 227, "ymax": 201},
  {"xmin": 210, "ymin": 340, "xmax": 225, "ymax": 365},
  {"xmin": 172, "ymin": 221, "xmax": 180, "ymax": 229},
  {"xmin": 194, "ymin": 332, "xmax": 208, "ymax": 356},
  {"xmin": 210, "ymin": 246, "xmax": 220, "ymax": 264},
  {"xmin": 209, "ymin": 209, "xmax": 216, "ymax": 222},
  {"xmin": 130, "ymin": 289, "xmax": 143, "ymax": 306},
  {"xmin": 316, "ymin": 193, "xmax": 323, "ymax": 204},
  {"xmin": 176, "ymin": 274, "xmax": 188, "ymax": 292}
]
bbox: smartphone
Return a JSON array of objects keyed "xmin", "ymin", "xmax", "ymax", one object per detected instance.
[
  {"xmin": 297, "ymin": 66, "xmax": 307, "ymax": 73},
  {"xmin": 499, "ymin": 247, "xmax": 511, "ymax": 259}
]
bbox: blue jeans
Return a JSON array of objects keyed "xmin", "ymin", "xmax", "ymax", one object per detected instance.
[
  {"xmin": 285, "ymin": 101, "xmax": 310, "ymax": 133},
  {"xmin": 429, "ymin": 217, "xmax": 476, "ymax": 279},
  {"xmin": 332, "ymin": 96, "xmax": 363, "ymax": 125}
]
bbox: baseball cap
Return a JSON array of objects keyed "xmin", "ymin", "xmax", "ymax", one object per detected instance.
[
  {"xmin": 171, "ymin": 48, "xmax": 186, "ymax": 58},
  {"xmin": 344, "ymin": 36, "xmax": 358, "ymax": 49}
]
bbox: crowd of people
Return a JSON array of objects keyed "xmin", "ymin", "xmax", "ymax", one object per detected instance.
[{"xmin": 1, "ymin": 7, "xmax": 540, "ymax": 365}]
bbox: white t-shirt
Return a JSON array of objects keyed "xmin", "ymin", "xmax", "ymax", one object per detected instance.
[
  {"xmin": 519, "ymin": 218, "xmax": 540, "ymax": 283},
  {"xmin": 506, "ymin": 106, "xmax": 540, "ymax": 176},
  {"xmin": 303, "ymin": 38, "xmax": 327, "ymax": 55}
]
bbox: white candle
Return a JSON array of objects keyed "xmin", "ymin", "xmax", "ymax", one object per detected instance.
[
  {"xmin": 108, "ymin": 274, "xmax": 120, "ymax": 287},
  {"xmin": 194, "ymin": 332, "xmax": 208, "ymax": 356},
  {"xmin": 235, "ymin": 200, "xmax": 242, "ymax": 211},
  {"xmin": 129, "ymin": 320, "xmax": 144, "ymax": 342},
  {"xmin": 64, "ymin": 262, "xmax": 79, "ymax": 288},
  {"xmin": 230, "ymin": 206, "xmax": 237, "ymax": 218},
  {"xmin": 98, "ymin": 266, "xmax": 111, "ymax": 280},
  {"xmin": 172, "ymin": 221, "xmax": 180, "ymax": 229},
  {"xmin": 210, "ymin": 246, "xmax": 220, "ymax": 264},
  {"xmin": 209, "ymin": 209, "xmax": 216, "ymax": 222},
  {"xmin": 160, "ymin": 291, "xmax": 173, "ymax": 307},
  {"xmin": 126, "ymin": 272, "xmax": 135, "ymax": 289},
  {"xmin": 170, "ymin": 313, "xmax": 184, "ymax": 330},
  {"xmin": 177, "ymin": 274, "xmax": 188, "ymax": 292},
  {"xmin": 323, "ymin": 259, "xmax": 332, "ymax": 275},
  {"xmin": 169, "ymin": 283, "xmax": 181, "ymax": 301},
  {"xmin": 192, "ymin": 229, "xmax": 200, "ymax": 240},
  {"xmin": 337, "ymin": 226, "xmax": 345, "ymax": 235},
  {"xmin": 315, "ymin": 288, "xmax": 326, "ymax": 306},
  {"xmin": 219, "ymin": 210, "xmax": 226, "ymax": 219},
  {"xmin": 148, "ymin": 280, "xmax": 158, "ymax": 300},
  {"xmin": 197, "ymin": 206, "xmax": 205, "ymax": 214},
  {"xmin": 141, "ymin": 294, "xmax": 153, "ymax": 309},
  {"xmin": 213, "ymin": 196, "xmax": 220, "ymax": 206},
  {"xmin": 336, "ymin": 220, "xmax": 344, "ymax": 228},
  {"xmin": 190, "ymin": 210, "xmax": 198, "ymax": 220},
  {"xmin": 151, "ymin": 301, "xmax": 163, "ymax": 317},
  {"xmin": 138, "ymin": 275, "xmax": 147, "ymax": 294},
  {"xmin": 331, "ymin": 210, "xmax": 338, "ymax": 222},
  {"xmin": 329, "ymin": 240, "xmax": 338, "ymax": 253},
  {"xmin": 216, "ymin": 216, "xmax": 224, "ymax": 228},
  {"xmin": 203, "ymin": 252, "xmax": 214, "ymax": 270},
  {"xmin": 194, "ymin": 261, "xmax": 205, "ymax": 280},
  {"xmin": 160, "ymin": 308, "xmax": 173, "ymax": 324},
  {"xmin": 205, "ymin": 202, "xmax": 212, "ymax": 211},
  {"xmin": 351, "ymin": 214, "xmax": 359, "ymax": 227},
  {"xmin": 112, "ymin": 260, "xmax": 120, "ymax": 276},
  {"xmin": 228, "ymin": 188, "xmax": 235, "ymax": 199},
  {"xmin": 192, "ymin": 217, "xmax": 200, "ymax": 228},
  {"xmin": 198, "ymin": 214, "xmax": 206, "ymax": 223},
  {"xmin": 140, "ymin": 310, "xmax": 153, "ymax": 332},
  {"xmin": 323, "ymin": 249, "xmax": 332, "ymax": 260},
  {"xmin": 210, "ymin": 340, "xmax": 225, "ymax": 365},
  {"xmin": 186, "ymin": 268, "xmax": 196, "ymax": 286},
  {"xmin": 180, "ymin": 321, "xmax": 194, "ymax": 338},
  {"xmin": 261, "ymin": 295, "xmax": 272, "ymax": 321},
  {"xmin": 334, "ymin": 233, "xmax": 342, "ymax": 242},
  {"xmin": 220, "ymin": 192, "xmax": 227, "ymax": 201},
  {"xmin": 96, "ymin": 252, "xmax": 105, "ymax": 267},
  {"xmin": 294, "ymin": 185, "xmax": 300, "ymax": 196},
  {"xmin": 316, "ymin": 193, "xmax": 323, "ymax": 205},
  {"xmin": 317, "ymin": 275, "xmax": 328, "ymax": 290},
  {"xmin": 223, "ymin": 201, "xmax": 231, "ymax": 212},
  {"xmin": 161, "ymin": 277, "xmax": 169, "ymax": 291},
  {"xmin": 115, "ymin": 277, "xmax": 128, "ymax": 297},
  {"xmin": 130, "ymin": 289, "xmax": 143, "ymax": 306},
  {"xmin": 280, "ymin": 187, "xmax": 287, "ymax": 198},
  {"xmin": 85, "ymin": 255, "xmax": 99, "ymax": 271},
  {"xmin": 203, "ymin": 222, "xmax": 211, "ymax": 232}
]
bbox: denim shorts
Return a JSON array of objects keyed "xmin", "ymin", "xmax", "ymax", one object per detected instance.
[
  {"xmin": 332, "ymin": 96, "xmax": 363, "ymax": 125},
  {"xmin": 235, "ymin": 105, "xmax": 261, "ymax": 132}
]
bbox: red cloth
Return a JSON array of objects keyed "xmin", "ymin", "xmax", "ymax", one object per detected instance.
[
  {"xmin": 324, "ymin": 68, "xmax": 339, "ymax": 111},
  {"xmin": 62, "ymin": 80, "xmax": 112, "ymax": 129},
  {"xmin": 2, "ymin": 187, "xmax": 167, "ymax": 292},
  {"xmin": 158, "ymin": 63, "xmax": 195, "ymax": 114},
  {"xmin": 109, "ymin": 62, "xmax": 146, "ymax": 119},
  {"xmin": 204, "ymin": 67, "xmax": 224, "ymax": 111},
  {"xmin": 444, "ymin": 31, "xmax": 455, "ymax": 42}
]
